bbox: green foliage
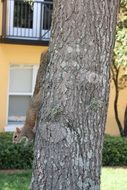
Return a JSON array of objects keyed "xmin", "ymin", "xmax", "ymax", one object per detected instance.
[
  {"xmin": 102, "ymin": 135, "xmax": 127, "ymax": 166},
  {"xmin": 114, "ymin": 1, "xmax": 127, "ymax": 67},
  {"xmin": 1, "ymin": 133, "xmax": 127, "ymax": 169},
  {"xmin": 0, "ymin": 132, "xmax": 33, "ymax": 169},
  {"xmin": 121, "ymin": 0, "xmax": 127, "ymax": 9}
]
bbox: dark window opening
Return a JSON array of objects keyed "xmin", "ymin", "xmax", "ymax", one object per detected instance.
[
  {"xmin": 43, "ymin": 0, "xmax": 53, "ymax": 30},
  {"xmin": 14, "ymin": 0, "xmax": 34, "ymax": 28}
]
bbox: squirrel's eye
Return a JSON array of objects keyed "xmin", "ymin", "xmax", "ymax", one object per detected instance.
[{"xmin": 14, "ymin": 135, "xmax": 17, "ymax": 138}]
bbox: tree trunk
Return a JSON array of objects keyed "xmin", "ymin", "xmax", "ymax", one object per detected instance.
[
  {"xmin": 124, "ymin": 106, "xmax": 127, "ymax": 137},
  {"xmin": 111, "ymin": 64, "xmax": 124, "ymax": 137},
  {"xmin": 31, "ymin": 1, "xmax": 120, "ymax": 189}
]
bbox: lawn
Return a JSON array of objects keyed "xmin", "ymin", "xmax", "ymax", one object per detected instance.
[
  {"xmin": 0, "ymin": 170, "xmax": 31, "ymax": 190},
  {"xmin": 0, "ymin": 168, "xmax": 127, "ymax": 190},
  {"xmin": 101, "ymin": 167, "xmax": 127, "ymax": 190}
]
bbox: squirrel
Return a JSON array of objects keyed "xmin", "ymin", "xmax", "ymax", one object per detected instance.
[{"xmin": 13, "ymin": 51, "xmax": 49, "ymax": 144}]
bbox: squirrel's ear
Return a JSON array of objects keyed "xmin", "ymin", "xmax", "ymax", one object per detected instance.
[{"xmin": 16, "ymin": 127, "xmax": 21, "ymax": 133}]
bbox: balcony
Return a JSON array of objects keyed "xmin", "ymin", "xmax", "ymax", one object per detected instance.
[{"xmin": 1, "ymin": 0, "xmax": 53, "ymax": 45}]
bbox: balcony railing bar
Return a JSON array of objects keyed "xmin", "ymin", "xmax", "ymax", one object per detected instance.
[
  {"xmin": 8, "ymin": 0, "xmax": 53, "ymax": 5},
  {"xmin": 2, "ymin": 0, "xmax": 53, "ymax": 41}
]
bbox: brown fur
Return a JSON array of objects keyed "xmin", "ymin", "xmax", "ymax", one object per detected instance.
[{"xmin": 13, "ymin": 51, "xmax": 49, "ymax": 143}]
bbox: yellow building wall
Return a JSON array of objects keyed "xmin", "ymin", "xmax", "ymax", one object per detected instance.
[
  {"xmin": 0, "ymin": 44, "xmax": 48, "ymax": 132},
  {"xmin": 0, "ymin": 43, "xmax": 126, "ymax": 134}
]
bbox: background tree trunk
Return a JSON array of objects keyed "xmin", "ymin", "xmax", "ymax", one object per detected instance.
[
  {"xmin": 111, "ymin": 63, "xmax": 124, "ymax": 137},
  {"xmin": 124, "ymin": 106, "xmax": 127, "ymax": 137},
  {"xmin": 31, "ymin": 0, "xmax": 120, "ymax": 189}
]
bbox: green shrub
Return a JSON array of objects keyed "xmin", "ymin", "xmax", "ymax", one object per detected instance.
[
  {"xmin": 1, "ymin": 132, "xmax": 127, "ymax": 169},
  {"xmin": 0, "ymin": 132, "xmax": 33, "ymax": 169},
  {"xmin": 102, "ymin": 135, "xmax": 127, "ymax": 166}
]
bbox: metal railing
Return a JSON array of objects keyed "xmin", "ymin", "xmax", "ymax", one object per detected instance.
[{"xmin": 5, "ymin": 0, "xmax": 53, "ymax": 40}]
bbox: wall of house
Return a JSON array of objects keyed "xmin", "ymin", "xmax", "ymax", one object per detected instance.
[
  {"xmin": 0, "ymin": 44, "xmax": 48, "ymax": 132},
  {"xmin": 0, "ymin": 46, "xmax": 126, "ymax": 135},
  {"xmin": 0, "ymin": 45, "xmax": 126, "ymax": 134}
]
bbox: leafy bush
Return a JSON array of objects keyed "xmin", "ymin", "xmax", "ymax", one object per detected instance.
[
  {"xmin": 102, "ymin": 135, "xmax": 127, "ymax": 166},
  {"xmin": 0, "ymin": 132, "xmax": 33, "ymax": 169},
  {"xmin": 1, "ymin": 133, "xmax": 127, "ymax": 169}
]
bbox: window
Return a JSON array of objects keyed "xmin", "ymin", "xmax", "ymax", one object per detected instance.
[
  {"xmin": 14, "ymin": 0, "xmax": 34, "ymax": 28},
  {"xmin": 7, "ymin": 0, "xmax": 53, "ymax": 39},
  {"xmin": 8, "ymin": 65, "xmax": 38, "ymax": 124},
  {"xmin": 43, "ymin": 0, "xmax": 53, "ymax": 30}
]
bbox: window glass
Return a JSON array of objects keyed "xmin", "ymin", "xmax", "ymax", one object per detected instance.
[
  {"xmin": 43, "ymin": 0, "xmax": 53, "ymax": 30},
  {"xmin": 9, "ymin": 66, "xmax": 33, "ymax": 93},
  {"xmin": 14, "ymin": 0, "xmax": 34, "ymax": 28},
  {"xmin": 8, "ymin": 64, "xmax": 38, "ymax": 123},
  {"xmin": 8, "ymin": 95, "xmax": 31, "ymax": 121}
]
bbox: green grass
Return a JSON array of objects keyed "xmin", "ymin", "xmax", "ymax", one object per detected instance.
[
  {"xmin": 0, "ymin": 168, "xmax": 127, "ymax": 190},
  {"xmin": 0, "ymin": 171, "xmax": 31, "ymax": 190}
]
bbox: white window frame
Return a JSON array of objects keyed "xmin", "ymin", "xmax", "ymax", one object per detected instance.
[
  {"xmin": 7, "ymin": 0, "xmax": 51, "ymax": 39},
  {"xmin": 6, "ymin": 64, "xmax": 39, "ymax": 131}
]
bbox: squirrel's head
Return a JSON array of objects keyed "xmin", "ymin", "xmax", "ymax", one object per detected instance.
[{"xmin": 13, "ymin": 127, "xmax": 22, "ymax": 144}]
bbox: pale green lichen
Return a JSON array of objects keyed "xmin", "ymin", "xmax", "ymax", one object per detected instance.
[{"xmin": 89, "ymin": 98, "xmax": 102, "ymax": 111}]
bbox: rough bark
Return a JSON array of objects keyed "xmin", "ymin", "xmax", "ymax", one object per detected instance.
[{"xmin": 31, "ymin": 0, "xmax": 120, "ymax": 189}]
